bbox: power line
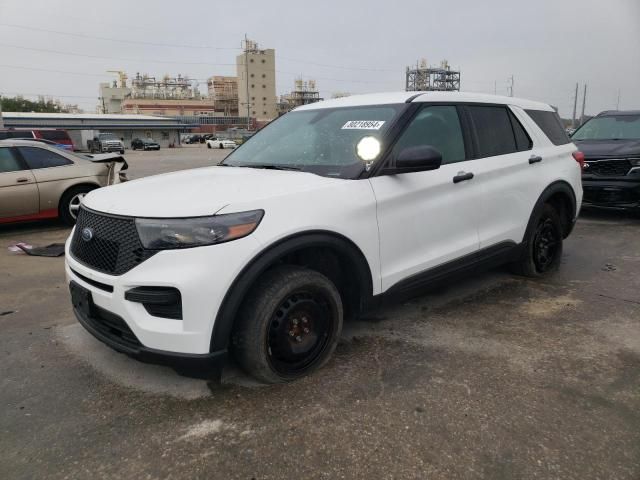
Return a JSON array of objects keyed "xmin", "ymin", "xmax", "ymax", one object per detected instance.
[
  {"xmin": 0, "ymin": 22, "xmax": 404, "ymax": 73},
  {"xmin": 0, "ymin": 23, "xmax": 242, "ymax": 50},
  {"xmin": 0, "ymin": 64, "xmax": 111, "ymax": 77},
  {"xmin": 0, "ymin": 43, "xmax": 238, "ymax": 67},
  {"xmin": 277, "ymin": 55, "xmax": 397, "ymax": 73}
]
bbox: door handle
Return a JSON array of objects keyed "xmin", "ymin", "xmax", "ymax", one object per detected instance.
[
  {"xmin": 453, "ymin": 171, "xmax": 474, "ymax": 183},
  {"xmin": 16, "ymin": 177, "xmax": 30, "ymax": 183},
  {"xmin": 528, "ymin": 155, "xmax": 543, "ymax": 164}
]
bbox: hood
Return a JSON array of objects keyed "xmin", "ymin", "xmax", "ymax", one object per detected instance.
[
  {"xmin": 573, "ymin": 139, "xmax": 640, "ymax": 158},
  {"xmin": 83, "ymin": 166, "xmax": 344, "ymax": 217}
]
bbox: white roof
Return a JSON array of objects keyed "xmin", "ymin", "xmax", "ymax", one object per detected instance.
[
  {"xmin": 295, "ymin": 91, "xmax": 552, "ymax": 111},
  {"xmin": 2, "ymin": 112, "xmax": 170, "ymax": 121}
]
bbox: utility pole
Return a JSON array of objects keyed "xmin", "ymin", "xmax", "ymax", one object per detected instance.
[
  {"xmin": 0, "ymin": 93, "xmax": 4, "ymax": 129},
  {"xmin": 571, "ymin": 82, "xmax": 578, "ymax": 129},
  {"xmin": 244, "ymin": 34, "xmax": 251, "ymax": 131},
  {"xmin": 616, "ymin": 89, "xmax": 621, "ymax": 110},
  {"xmin": 507, "ymin": 75, "xmax": 514, "ymax": 97},
  {"xmin": 494, "ymin": 80, "xmax": 497, "ymax": 95},
  {"xmin": 580, "ymin": 84, "xmax": 587, "ymax": 125}
]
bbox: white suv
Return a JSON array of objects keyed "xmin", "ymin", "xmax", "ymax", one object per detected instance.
[{"xmin": 65, "ymin": 92, "xmax": 583, "ymax": 383}]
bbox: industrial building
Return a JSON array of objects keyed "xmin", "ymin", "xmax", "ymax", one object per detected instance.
[
  {"xmin": 236, "ymin": 39, "xmax": 277, "ymax": 122},
  {"xmin": 278, "ymin": 79, "xmax": 322, "ymax": 115},
  {"xmin": 207, "ymin": 76, "xmax": 239, "ymax": 116},
  {"xmin": 405, "ymin": 59, "xmax": 461, "ymax": 92},
  {"xmin": 1, "ymin": 112, "xmax": 195, "ymax": 149}
]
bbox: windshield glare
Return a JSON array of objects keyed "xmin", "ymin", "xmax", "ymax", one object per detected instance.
[
  {"xmin": 572, "ymin": 115, "xmax": 640, "ymax": 140},
  {"xmin": 223, "ymin": 105, "xmax": 404, "ymax": 178}
]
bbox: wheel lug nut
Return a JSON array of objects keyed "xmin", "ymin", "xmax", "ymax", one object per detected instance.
[
  {"xmin": 302, "ymin": 317, "xmax": 308, "ymax": 323},
  {"xmin": 303, "ymin": 328, "xmax": 309, "ymax": 333},
  {"xmin": 292, "ymin": 319, "xmax": 299, "ymax": 325},
  {"xmin": 289, "ymin": 331, "xmax": 295, "ymax": 336},
  {"xmin": 295, "ymin": 336, "xmax": 302, "ymax": 342}
]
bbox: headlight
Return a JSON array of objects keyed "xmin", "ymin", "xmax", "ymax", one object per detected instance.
[
  {"xmin": 629, "ymin": 158, "xmax": 640, "ymax": 167},
  {"xmin": 135, "ymin": 210, "xmax": 264, "ymax": 249}
]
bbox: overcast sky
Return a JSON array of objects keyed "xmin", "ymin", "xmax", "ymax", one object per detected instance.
[{"xmin": 0, "ymin": 0, "xmax": 638, "ymax": 117}]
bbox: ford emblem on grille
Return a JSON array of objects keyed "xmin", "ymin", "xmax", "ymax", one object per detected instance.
[{"xmin": 81, "ymin": 227, "xmax": 94, "ymax": 242}]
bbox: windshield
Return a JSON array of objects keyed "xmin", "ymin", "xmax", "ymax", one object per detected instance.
[
  {"xmin": 222, "ymin": 104, "xmax": 405, "ymax": 178},
  {"xmin": 572, "ymin": 115, "xmax": 640, "ymax": 140},
  {"xmin": 99, "ymin": 133, "xmax": 118, "ymax": 140}
]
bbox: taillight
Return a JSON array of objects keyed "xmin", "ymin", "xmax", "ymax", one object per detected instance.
[{"xmin": 572, "ymin": 151, "xmax": 585, "ymax": 170}]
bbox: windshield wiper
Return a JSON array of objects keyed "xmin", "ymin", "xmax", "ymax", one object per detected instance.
[{"xmin": 238, "ymin": 164, "xmax": 302, "ymax": 171}]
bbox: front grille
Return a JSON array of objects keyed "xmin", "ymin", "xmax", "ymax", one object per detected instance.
[
  {"xmin": 88, "ymin": 303, "xmax": 142, "ymax": 350},
  {"xmin": 584, "ymin": 159, "xmax": 632, "ymax": 177},
  {"xmin": 70, "ymin": 207, "xmax": 156, "ymax": 275}
]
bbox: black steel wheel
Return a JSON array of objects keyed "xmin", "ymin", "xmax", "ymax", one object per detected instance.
[
  {"xmin": 511, "ymin": 203, "xmax": 563, "ymax": 277},
  {"xmin": 232, "ymin": 265, "xmax": 343, "ymax": 383}
]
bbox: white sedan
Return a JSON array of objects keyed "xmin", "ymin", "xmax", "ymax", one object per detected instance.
[{"xmin": 206, "ymin": 138, "xmax": 237, "ymax": 149}]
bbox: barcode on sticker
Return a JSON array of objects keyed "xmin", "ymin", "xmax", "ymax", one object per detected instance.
[{"xmin": 342, "ymin": 120, "xmax": 385, "ymax": 130}]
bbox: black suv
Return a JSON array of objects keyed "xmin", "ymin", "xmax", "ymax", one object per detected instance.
[
  {"xmin": 571, "ymin": 110, "xmax": 640, "ymax": 211},
  {"xmin": 131, "ymin": 138, "xmax": 160, "ymax": 151}
]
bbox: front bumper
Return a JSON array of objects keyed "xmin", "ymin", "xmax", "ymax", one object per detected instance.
[
  {"xmin": 102, "ymin": 144, "xmax": 124, "ymax": 152},
  {"xmin": 582, "ymin": 177, "xmax": 640, "ymax": 209},
  {"xmin": 70, "ymin": 283, "xmax": 227, "ymax": 378},
  {"xmin": 65, "ymin": 229, "xmax": 263, "ymax": 367}
]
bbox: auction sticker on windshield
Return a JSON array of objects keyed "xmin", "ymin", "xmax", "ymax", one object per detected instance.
[{"xmin": 341, "ymin": 120, "xmax": 386, "ymax": 130}]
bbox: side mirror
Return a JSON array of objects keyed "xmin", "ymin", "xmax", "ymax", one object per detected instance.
[{"xmin": 395, "ymin": 145, "xmax": 442, "ymax": 173}]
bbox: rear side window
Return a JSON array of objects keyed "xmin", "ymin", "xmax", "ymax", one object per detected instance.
[
  {"xmin": 508, "ymin": 110, "xmax": 533, "ymax": 151},
  {"xmin": 467, "ymin": 106, "xmax": 517, "ymax": 157},
  {"xmin": 0, "ymin": 147, "xmax": 26, "ymax": 173},
  {"xmin": 17, "ymin": 146, "xmax": 73, "ymax": 169},
  {"xmin": 38, "ymin": 130, "xmax": 70, "ymax": 141},
  {"xmin": 393, "ymin": 105, "xmax": 467, "ymax": 165},
  {"xmin": 525, "ymin": 110, "xmax": 570, "ymax": 145}
]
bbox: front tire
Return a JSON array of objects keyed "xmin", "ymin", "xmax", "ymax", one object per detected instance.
[
  {"xmin": 232, "ymin": 266, "xmax": 343, "ymax": 384},
  {"xmin": 207, "ymin": 143, "xmax": 212, "ymax": 149},
  {"xmin": 219, "ymin": 143, "xmax": 224, "ymax": 149},
  {"xmin": 511, "ymin": 203, "xmax": 563, "ymax": 277},
  {"xmin": 59, "ymin": 185, "xmax": 96, "ymax": 225}
]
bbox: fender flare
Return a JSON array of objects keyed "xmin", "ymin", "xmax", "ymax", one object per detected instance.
[
  {"xmin": 524, "ymin": 180, "xmax": 577, "ymax": 243},
  {"xmin": 210, "ymin": 231, "xmax": 373, "ymax": 352}
]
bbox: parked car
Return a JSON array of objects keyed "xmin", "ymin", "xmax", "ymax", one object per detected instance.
[
  {"xmin": 87, "ymin": 133, "xmax": 125, "ymax": 154},
  {"xmin": 0, "ymin": 128, "xmax": 74, "ymax": 150},
  {"xmin": 185, "ymin": 134, "xmax": 205, "ymax": 144},
  {"xmin": 131, "ymin": 138, "xmax": 161, "ymax": 151},
  {"xmin": 65, "ymin": 92, "xmax": 582, "ymax": 384},
  {"xmin": 206, "ymin": 138, "xmax": 237, "ymax": 149},
  {"xmin": 571, "ymin": 110, "xmax": 640, "ymax": 211},
  {"xmin": 0, "ymin": 139, "xmax": 127, "ymax": 225}
]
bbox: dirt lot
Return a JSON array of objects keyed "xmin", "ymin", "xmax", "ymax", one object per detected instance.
[{"xmin": 1, "ymin": 147, "xmax": 639, "ymax": 479}]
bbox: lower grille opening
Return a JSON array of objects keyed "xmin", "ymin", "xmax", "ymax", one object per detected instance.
[
  {"xmin": 87, "ymin": 304, "xmax": 141, "ymax": 349},
  {"xmin": 125, "ymin": 287, "xmax": 183, "ymax": 320}
]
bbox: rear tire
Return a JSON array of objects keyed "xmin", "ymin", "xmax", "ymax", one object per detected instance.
[
  {"xmin": 511, "ymin": 203, "xmax": 563, "ymax": 277},
  {"xmin": 207, "ymin": 143, "xmax": 212, "ymax": 149},
  {"xmin": 219, "ymin": 143, "xmax": 224, "ymax": 149},
  {"xmin": 232, "ymin": 265, "xmax": 343, "ymax": 384},
  {"xmin": 59, "ymin": 185, "xmax": 96, "ymax": 225}
]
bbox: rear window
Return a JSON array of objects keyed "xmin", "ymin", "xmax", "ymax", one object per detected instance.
[
  {"xmin": 38, "ymin": 130, "xmax": 70, "ymax": 141},
  {"xmin": 525, "ymin": 110, "xmax": 570, "ymax": 145}
]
